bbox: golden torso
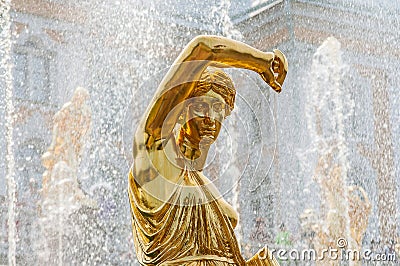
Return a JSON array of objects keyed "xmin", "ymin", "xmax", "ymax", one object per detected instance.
[{"xmin": 129, "ymin": 128, "xmax": 244, "ymax": 265}]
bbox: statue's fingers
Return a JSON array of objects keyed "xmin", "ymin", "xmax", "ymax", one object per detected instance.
[
  {"xmin": 272, "ymin": 50, "xmax": 287, "ymax": 86},
  {"xmin": 273, "ymin": 60, "xmax": 280, "ymax": 72},
  {"xmin": 273, "ymin": 49, "xmax": 288, "ymax": 71}
]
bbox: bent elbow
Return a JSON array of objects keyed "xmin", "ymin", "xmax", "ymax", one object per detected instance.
[
  {"xmin": 190, "ymin": 35, "xmax": 209, "ymax": 46},
  {"xmin": 188, "ymin": 35, "xmax": 217, "ymax": 58}
]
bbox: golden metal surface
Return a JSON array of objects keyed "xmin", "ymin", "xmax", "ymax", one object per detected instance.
[{"xmin": 128, "ymin": 35, "xmax": 287, "ymax": 265}]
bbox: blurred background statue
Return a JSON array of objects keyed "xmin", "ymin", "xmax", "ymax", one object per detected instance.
[
  {"xmin": 41, "ymin": 87, "xmax": 94, "ymax": 210},
  {"xmin": 128, "ymin": 35, "xmax": 288, "ymax": 265},
  {"xmin": 49, "ymin": 86, "xmax": 92, "ymax": 169},
  {"xmin": 310, "ymin": 150, "xmax": 371, "ymax": 265},
  {"xmin": 39, "ymin": 87, "xmax": 97, "ymax": 264},
  {"xmin": 348, "ymin": 186, "xmax": 372, "ymax": 248}
]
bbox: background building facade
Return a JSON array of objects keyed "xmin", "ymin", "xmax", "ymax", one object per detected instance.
[{"xmin": 1, "ymin": 0, "xmax": 399, "ymax": 264}]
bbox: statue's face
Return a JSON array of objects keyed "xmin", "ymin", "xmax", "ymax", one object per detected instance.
[{"xmin": 182, "ymin": 90, "xmax": 228, "ymax": 146}]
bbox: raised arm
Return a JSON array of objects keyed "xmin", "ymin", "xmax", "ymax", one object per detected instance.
[{"xmin": 140, "ymin": 35, "xmax": 288, "ymax": 149}]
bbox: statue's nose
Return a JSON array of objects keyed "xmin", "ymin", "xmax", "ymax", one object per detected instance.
[{"xmin": 203, "ymin": 114, "xmax": 218, "ymax": 127}]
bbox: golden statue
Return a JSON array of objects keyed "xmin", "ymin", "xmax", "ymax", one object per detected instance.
[{"xmin": 128, "ymin": 35, "xmax": 288, "ymax": 265}]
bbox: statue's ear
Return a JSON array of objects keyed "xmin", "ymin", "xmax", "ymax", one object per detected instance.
[
  {"xmin": 177, "ymin": 111, "xmax": 185, "ymax": 125},
  {"xmin": 177, "ymin": 101, "xmax": 189, "ymax": 125}
]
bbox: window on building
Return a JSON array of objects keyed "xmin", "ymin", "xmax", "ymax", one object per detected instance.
[
  {"xmin": 13, "ymin": 37, "xmax": 54, "ymax": 104},
  {"xmin": 16, "ymin": 138, "xmax": 46, "ymax": 195}
]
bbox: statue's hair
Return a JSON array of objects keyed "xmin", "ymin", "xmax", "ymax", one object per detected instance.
[{"xmin": 191, "ymin": 67, "xmax": 236, "ymax": 114}]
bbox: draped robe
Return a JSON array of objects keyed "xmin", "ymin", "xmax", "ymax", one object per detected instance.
[{"xmin": 128, "ymin": 137, "xmax": 278, "ymax": 266}]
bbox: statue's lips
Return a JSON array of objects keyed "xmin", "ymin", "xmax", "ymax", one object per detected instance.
[{"xmin": 200, "ymin": 128, "xmax": 216, "ymax": 136}]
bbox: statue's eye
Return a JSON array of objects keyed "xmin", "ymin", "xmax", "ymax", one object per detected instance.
[
  {"xmin": 192, "ymin": 102, "xmax": 208, "ymax": 113},
  {"xmin": 212, "ymin": 102, "xmax": 223, "ymax": 113}
]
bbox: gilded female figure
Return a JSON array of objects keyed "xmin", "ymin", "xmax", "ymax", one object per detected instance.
[{"xmin": 128, "ymin": 35, "xmax": 287, "ymax": 265}]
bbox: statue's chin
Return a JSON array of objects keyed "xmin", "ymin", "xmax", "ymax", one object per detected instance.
[{"xmin": 199, "ymin": 136, "xmax": 215, "ymax": 147}]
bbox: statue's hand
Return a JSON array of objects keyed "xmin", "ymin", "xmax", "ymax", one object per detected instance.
[{"xmin": 260, "ymin": 49, "xmax": 288, "ymax": 93}]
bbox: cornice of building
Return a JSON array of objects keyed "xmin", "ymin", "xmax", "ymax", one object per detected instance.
[
  {"xmin": 11, "ymin": 0, "xmax": 87, "ymax": 24},
  {"xmin": 232, "ymin": 0, "xmax": 284, "ymax": 24},
  {"xmin": 236, "ymin": 0, "xmax": 400, "ymax": 58}
]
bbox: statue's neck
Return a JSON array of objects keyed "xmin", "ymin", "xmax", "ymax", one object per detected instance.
[{"xmin": 177, "ymin": 133, "xmax": 210, "ymax": 171}]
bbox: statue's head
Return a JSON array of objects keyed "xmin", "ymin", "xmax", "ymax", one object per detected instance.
[
  {"xmin": 179, "ymin": 67, "xmax": 235, "ymax": 147},
  {"xmin": 72, "ymin": 87, "xmax": 89, "ymax": 104}
]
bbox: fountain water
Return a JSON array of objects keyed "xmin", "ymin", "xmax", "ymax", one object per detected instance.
[
  {"xmin": 1, "ymin": 0, "xmax": 400, "ymax": 265},
  {"xmin": 299, "ymin": 34, "xmax": 398, "ymax": 265},
  {"xmin": 305, "ymin": 37, "xmax": 353, "ymax": 252},
  {"xmin": 298, "ymin": 37, "xmax": 399, "ymax": 265},
  {"xmin": 0, "ymin": 0, "xmax": 17, "ymax": 265}
]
